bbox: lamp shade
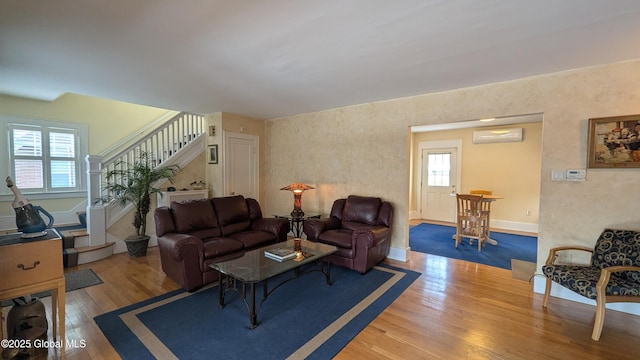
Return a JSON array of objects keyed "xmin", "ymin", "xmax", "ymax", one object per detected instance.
[
  {"xmin": 280, "ymin": 183, "xmax": 315, "ymax": 193},
  {"xmin": 281, "ymin": 183, "xmax": 314, "ymax": 217}
]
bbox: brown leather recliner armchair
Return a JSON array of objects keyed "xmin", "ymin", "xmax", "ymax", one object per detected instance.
[{"xmin": 303, "ymin": 195, "xmax": 393, "ymax": 273}]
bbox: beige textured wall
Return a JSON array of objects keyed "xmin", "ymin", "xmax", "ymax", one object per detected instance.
[
  {"xmin": 0, "ymin": 93, "xmax": 171, "ymax": 154},
  {"xmin": 264, "ymin": 60, "xmax": 640, "ymax": 289},
  {"xmin": 411, "ymin": 122, "xmax": 542, "ymax": 225}
]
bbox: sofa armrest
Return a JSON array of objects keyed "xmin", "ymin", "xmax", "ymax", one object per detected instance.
[
  {"xmin": 157, "ymin": 233, "xmax": 204, "ymax": 262},
  {"xmin": 157, "ymin": 233, "xmax": 206, "ymax": 291},
  {"xmin": 352, "ymin": 226, "xmax": 392, "ymax": 273},
  {"xmin": 252, "ymin": 217, "xmax": 290, "ymax": 242},
  {"xmin": 353, "ymin": 226, "xmax": 391, "ymax": 249},
  {"xmin": 303, "ymin": 217, "xmax": 341, "ymax": 241},
  {"xmin": 544, "ymin": 246, "xmax": 593, "ymax": 265}
]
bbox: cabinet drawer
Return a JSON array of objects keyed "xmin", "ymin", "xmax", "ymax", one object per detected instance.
[{"xmin": 0, "ymin": 239, "xmax": 63, "ymax": 292}]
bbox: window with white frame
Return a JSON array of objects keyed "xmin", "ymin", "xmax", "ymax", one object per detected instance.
[
  {"xmin": 427, "ymin": 153, "xmax": 451, "ymax": 187},
  {"xmin": 1, "ymin": 115, "xmax": 87, "ymax": 195}
]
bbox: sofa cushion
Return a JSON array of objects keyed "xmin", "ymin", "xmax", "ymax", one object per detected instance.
[
  {"xmin": 342, "ymin": 195, "xmax": 381, "ymax": 225},
  {"xmin": 202, "ymin": 237, "xmax": 244, "ymax": 259},
  {"xmin": 228, "ymin": 230, "xmax": 277, "ymax": 249},
  {"xmin": 318, "ymin": 228, "xmax": 353, "ymax": 249},
  {"xmin": 172, "ymin": 199, "xmax": 219, "ymax": 233},
  {"xmin": 212, "ymin": 195, "xmax": 252, "ymax": 235},
  {"xmin": 212, "ymin": 195, "xmax": 249, "ymax": 225},
  {"xmin": 154, "ymin": 207, "xmax": 175, "ymax": 236},
  {"xmin": 188, "ymin": 228, "xmax": 223, "ymax": 239}
]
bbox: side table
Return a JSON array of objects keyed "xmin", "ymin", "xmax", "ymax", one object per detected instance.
[
  {"xmin": 0, "ymin": 229, "xmax": 65, "ymax": 359},
  {"xmin": 274, "ymin": 212, "xmax": 322, "ymax": 238}
]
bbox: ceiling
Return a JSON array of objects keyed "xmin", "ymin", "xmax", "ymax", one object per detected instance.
[{"xmin": 3, "ymin": 1, "xmax": 640, "ymax": 119}]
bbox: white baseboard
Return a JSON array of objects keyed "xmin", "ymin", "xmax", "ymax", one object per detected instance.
[
  {"xmin": 491, "ymin": 219, "xmax": 538, "ymax": 233},
  {"xmin": 388, "ymin": 245, "xmax": 409, "ymax": 262},
  {"xmin": 533, "ymin": 277, "xmax": 640, "ymax": 316},
  {"xmin": 408, "ymin": 211, "xmax": 538, "ymax": 234}
]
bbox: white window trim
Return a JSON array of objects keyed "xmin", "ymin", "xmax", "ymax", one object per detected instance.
[{"xmin": 1, "ymin": 114, "xmax": 88, "ymax": 199}]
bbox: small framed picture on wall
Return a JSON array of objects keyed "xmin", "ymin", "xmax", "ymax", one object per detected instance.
[
  {"xmin": 587, "ymin": 115, "xmax": 640, "ymax": 168},
  {"xmin": 208, "ymin": 145, "xmax": 218, "ymax": 164}
]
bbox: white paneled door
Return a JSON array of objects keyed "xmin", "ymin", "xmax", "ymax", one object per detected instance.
[
  {"xmin": 223, "ymin": 132, "xmax": 259, "ymax": 199},
  {"xmin": 420, "ymin": 146, "xmax": 459, "ymax": 222}
]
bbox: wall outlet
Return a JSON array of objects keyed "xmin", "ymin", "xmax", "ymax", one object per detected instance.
[
  {"xmin": 208, "ymin": 125, "xmax": 216, "ymax": 136},
  {"xmin": 526, "ymin": 210, "xmax": 531, "ymax": 216}
]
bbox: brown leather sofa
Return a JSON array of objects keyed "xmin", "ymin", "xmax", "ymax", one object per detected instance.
[
  {"xmin": 303, "ymin": 195, "xmax": 393, "ymax": 273},
  {"xmin": 154, "ymin": 195, "xmax": 289, "ymax": 291}
]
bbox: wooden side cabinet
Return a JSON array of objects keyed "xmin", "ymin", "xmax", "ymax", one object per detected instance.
[{"xmin": 0, "ymin": 230, "xmax": 65, "ymax": 359}]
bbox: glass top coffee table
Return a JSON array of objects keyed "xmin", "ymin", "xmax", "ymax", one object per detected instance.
[{"xmin": 210, "ymin": 238, "xmax": 337, "ymax": 329}]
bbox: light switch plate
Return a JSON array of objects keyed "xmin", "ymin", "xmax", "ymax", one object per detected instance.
[{"xmin": 551, "ymin": 170, "xmax": 566, "ymax": 181}]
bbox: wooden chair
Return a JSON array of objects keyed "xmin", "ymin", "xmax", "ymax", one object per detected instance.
[
  {"xmin": 455, "ymin": 194, "xmax": 490, "ymax": 251},
  {"xmin": 542, "ymin": 229, "xmax": 640, "ymax": 341},
  {"xmin": 470, "ymin": 190, "xmax": 493, "ymax": 239}
]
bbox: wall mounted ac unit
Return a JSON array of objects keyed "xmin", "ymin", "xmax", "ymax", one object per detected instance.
[{"xmin": 472, "ymin": 127, "xmax": 523, "ymax": 144}]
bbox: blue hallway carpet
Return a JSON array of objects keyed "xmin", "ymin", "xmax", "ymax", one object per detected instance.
[
  {"xmin": 95, "ymin": 264, "xmax": 420, "ymax": 360},
  {"xmin": 410, "ymin": 223, "xmax": 537, "ymax": 270}
]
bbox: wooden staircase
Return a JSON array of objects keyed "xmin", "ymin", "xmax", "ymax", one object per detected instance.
[
  {"xmin": 82, "ymin": 111, "xmax": 205, "ymax": 262},
  {"xmin": 57, "ymin": 212, "xmax": 115, "ymax": 268}
]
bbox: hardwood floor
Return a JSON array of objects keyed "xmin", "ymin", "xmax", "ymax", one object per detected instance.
[{"xmin": 14, "ymin": 234, "xmax": 640, "ymax": 359}]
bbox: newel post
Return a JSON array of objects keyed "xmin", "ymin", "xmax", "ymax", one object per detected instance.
[{"xmin": 86, "ymin": 155, "xmax": 106, "ymax": 246}]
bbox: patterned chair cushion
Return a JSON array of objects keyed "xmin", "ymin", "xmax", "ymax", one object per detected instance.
[{"xmin": 542, "ymin": 264, "xmax": 640, "ymax": 299}]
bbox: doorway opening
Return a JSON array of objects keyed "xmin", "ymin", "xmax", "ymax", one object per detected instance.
[{"xmin": 409, "ymin": 113, "xmax": 543, "ymax": 234}]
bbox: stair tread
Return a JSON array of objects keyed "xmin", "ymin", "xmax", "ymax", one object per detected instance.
[
  {"xmin": 59, "ymin": 228, "xmax": 88, "ymax": 236},
  {"xmin": 55, "ymin": 223, "xmax": 86, "ymax": 232},
  {"xmin": 76, "ymin": 242, "xmax": 115, "ymax": 253}
]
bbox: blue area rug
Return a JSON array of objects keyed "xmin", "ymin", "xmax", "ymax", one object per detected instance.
[
  {"xmin": 410, "ymin": 223, "xmax": 537, "ymax": 269},
  {"xmin": 95, "ymin": 264, "xmax": 420, "ymax": 360}
]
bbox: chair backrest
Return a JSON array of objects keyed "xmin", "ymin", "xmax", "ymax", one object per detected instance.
[
  {"xmin": 456, "ymin": 194, "xmax": 485, "ymax": 219},
  {"xmin": 330, "ymin": 195, "xmax": 393, "ymax": 227},
  {"xmin": 591, "ymin": 229, "xmax": 640, "ymax": 270},
  {"xmin": 470, "ymin": 189, "xmax": 493, "ymax": 195}
]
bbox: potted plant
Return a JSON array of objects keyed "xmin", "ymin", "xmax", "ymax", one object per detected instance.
[{"xmin": 101, "ymin": 152, "xmax": 180, "ymax": 257}]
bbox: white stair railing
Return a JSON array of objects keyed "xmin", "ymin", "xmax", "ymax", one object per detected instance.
[
  {"xmin": 101, "ymin": 112, "xmax": 205, "ymax": 191},
  {"xmin": 86, "ymin": 112, "xmax": 205, "ymax": 248}
]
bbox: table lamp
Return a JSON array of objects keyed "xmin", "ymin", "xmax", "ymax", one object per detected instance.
[{"xmin": 280, "ymin": 183, "xmax": 314, "ymax": 217}]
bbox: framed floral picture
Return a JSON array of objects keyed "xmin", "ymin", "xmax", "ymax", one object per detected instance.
[{"xmin": 587, "ymin": 115, "xmax": 640, "ymax": 168}]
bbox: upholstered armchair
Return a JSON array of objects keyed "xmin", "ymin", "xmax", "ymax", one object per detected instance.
[
  {"xmin": 542, "ymin": 228, "xmax": 640, "ymax": 341},
  {"xmin": 303, "ymin": 195, "xmax": 393, "ymax": 273}
]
